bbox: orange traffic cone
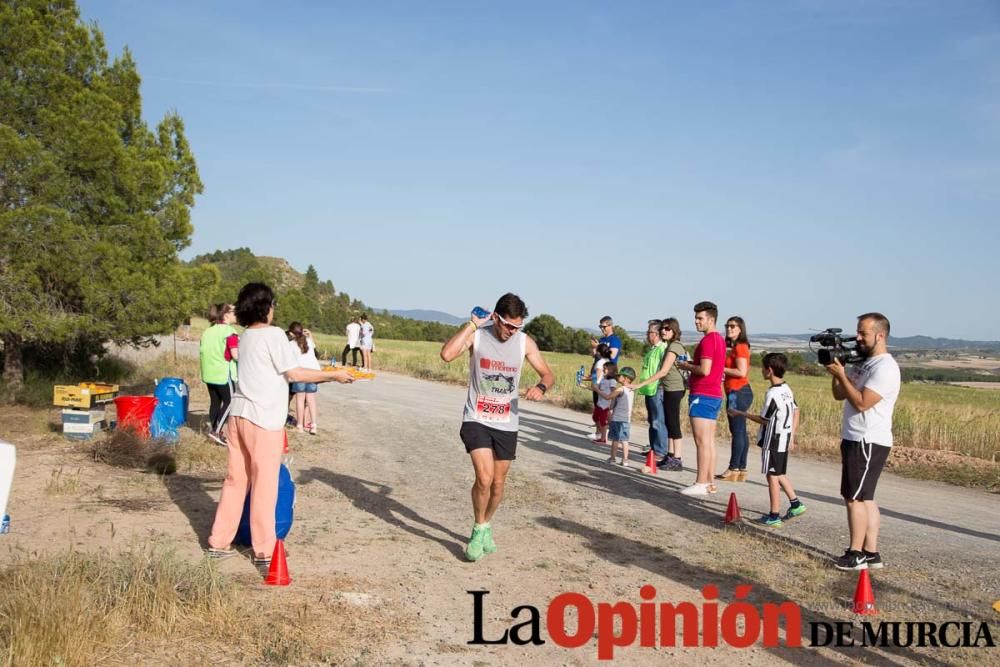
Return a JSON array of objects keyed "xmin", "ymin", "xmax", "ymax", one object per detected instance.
[
  {"xmin": 263, "ymin": 539, "xmax": 292, "ymax": 586},
  {"xmin": 724, "ymin": 493, "xmax": 742, "ymax": 524},
  {"xmin": 852, "ymin": 569, "xmax": 877, "ymax": 615},
  {"xmin": 283, "ymin": 431, "xmax": 289, "ymax": 454},
  {"xmin": 643, "ymin": 450, "xmax": 658, "ymax": 474}
]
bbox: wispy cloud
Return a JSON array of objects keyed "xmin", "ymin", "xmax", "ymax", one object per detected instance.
[{"xmin": 149, "ymin": 76, "xmax": 393, "ymax": 94}]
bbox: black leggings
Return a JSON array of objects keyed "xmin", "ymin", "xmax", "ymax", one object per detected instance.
[
  {"xmin": 342, "ymin": 344, "xmax": 360, "ymax": 366},
  {"xmin": 662, "ymin": 390, "xmax": 686, "ymax": 440},
  {"xmin": 206, "ymin": 381, "xmax": 232, "ymax": 432}
]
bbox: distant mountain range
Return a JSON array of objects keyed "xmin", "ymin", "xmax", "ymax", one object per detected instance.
[
  {"xmin": 753, "ymin": 333, "xmax": 1000, "ymax": 352},
  {"xmin": 387, "ymin": 309, "xmax": 1000, "ymax": 352},
  {"xmin": 386, "ymin": 309, "xmax": 467, "ymax": 326}
]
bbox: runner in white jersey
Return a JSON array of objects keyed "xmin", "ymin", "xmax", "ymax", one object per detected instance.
[{"xmin": 440, "ymin": 293, "xmax": 555, "ymax": 562}]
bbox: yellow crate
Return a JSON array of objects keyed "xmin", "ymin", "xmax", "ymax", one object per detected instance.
[{"xmin": 53, "ymin": 383, "xmax": 120, "ymax": 408}]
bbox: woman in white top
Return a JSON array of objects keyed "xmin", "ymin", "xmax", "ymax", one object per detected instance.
[
  {"xmin": 206, "ymin": 283, "xmax": 353, "ymax": 571},
  {"xmin": 287, "ymin": 321, "xmax": 321, "ymax": 435}
]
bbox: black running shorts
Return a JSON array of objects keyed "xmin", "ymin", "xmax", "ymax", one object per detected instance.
[
  {"xmin": 840, "ymin": 439, "xmax": 890, "ymax": 501},
  {"xmin": 460, "ymin": 421, "xmax": 518, "ymax": 461},
  {"xmin": 761, "ymin": 448, "xmax": 789, "ymax": 476}
]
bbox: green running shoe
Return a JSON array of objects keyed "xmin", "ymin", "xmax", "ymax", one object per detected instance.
[
  {"xmin": 465, "ymin": 524, "xmax": 487, "ymax": 561},
  {"xmin": 482, "ymin": 524, "xmax": 497, "ymax": 554},
  {"xmin": 758, "ymin": 514, "xmax": 783, "ymax": 528},
  {"xmin": 785, "ymin": 504, "xmax": 807, "ymax": 519}
]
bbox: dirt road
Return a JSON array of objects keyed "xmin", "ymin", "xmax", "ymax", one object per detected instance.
[{"xmin": 6, "ymin": 370, "xmax": 999, "ymax": 664}]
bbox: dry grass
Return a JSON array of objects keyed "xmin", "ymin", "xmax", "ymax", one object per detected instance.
[
  {"xmin": 43, "ymin": 467, "xmax": 83, "ymax": 496},
  {"xmin": 0, "ymin": 544, "xmax": 405, "ymax": 666},
  {"xmin": 0, "ymin": 543, "xmax": 232, "ymax": 666}
]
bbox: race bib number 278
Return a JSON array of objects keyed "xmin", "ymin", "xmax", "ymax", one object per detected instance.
[{"xmin": 475, "ymin": 395, "xmax": 511, "ymax": 423}]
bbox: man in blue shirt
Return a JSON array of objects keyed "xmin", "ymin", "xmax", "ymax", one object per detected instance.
[
  {"xmin": 587, "ymin": 316, "xmax": 623, "ymax": 415},
  {"xmin": 593, "ymin": 316, "xmax": 622, "ymax": 363}
]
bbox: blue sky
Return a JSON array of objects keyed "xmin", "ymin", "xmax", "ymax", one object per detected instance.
[{"xmin": 80, "ymin": 0, "xmax": 1000, "ymax": 339}]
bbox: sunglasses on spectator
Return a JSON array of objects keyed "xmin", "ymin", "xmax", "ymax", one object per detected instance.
[{"xmin": 496, "ymin": 314, "xmax": 523, "ymax": 330}]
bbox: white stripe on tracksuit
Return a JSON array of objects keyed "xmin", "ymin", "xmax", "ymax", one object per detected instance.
[
  {"xmin": 215, "ymin": 375, "xmax": 236, "ymax": 433},
  {"xmin": 850, "ymin": 439, "xmax": 873, "ymax": 500}
]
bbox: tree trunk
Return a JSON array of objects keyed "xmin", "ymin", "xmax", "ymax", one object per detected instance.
[{"xmin": 2, "ymin": 332, "xmax": 24, "ymax": 398}]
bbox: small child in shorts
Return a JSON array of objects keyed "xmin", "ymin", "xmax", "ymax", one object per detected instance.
[
  {"xmin": 587, "ymin": 344, "xmax": 614, "ymax": 440},
  {"xmin": 583, "ymin": 354, "xmax": 615, "ymax": 444},
  {"xmin": 594, "ymin": 366, "xmax": 636, "ymax": 468},
  {"xmin": 728, "ymin": 353, "xmax": 805, "ymax": 527}
]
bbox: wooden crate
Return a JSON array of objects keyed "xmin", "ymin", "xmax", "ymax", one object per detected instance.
[{"xmin": 53, "ymin": 383, "xmax": 119, "ymax": 408}]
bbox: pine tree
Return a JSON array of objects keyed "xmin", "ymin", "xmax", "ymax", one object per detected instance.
[{"xmin": 0, "ymin": 0, "xmax": 205, "ymax": 392}]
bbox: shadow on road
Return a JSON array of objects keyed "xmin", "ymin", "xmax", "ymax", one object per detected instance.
[
  {"xmin": 519, "ymin": 408, "xmax": 999, "ymax": 543},
  {"xmin": 539, "ymin": 516, "xmax": 950, "ymax": 667},
  {"xmin": 298, "ymin": 467, "xmax": 468, "ymax": 561}
]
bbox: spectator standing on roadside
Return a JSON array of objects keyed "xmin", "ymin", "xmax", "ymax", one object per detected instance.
[
  {"xmin": 359, "ymin": 314, "xmax": 374, "ymax": 372},
  {"xmin": 632, "ymin": 320, "xmax": 668, "ymax": 466},
  {"xmin": 676, "ymin": 301, "xmax": 727, "ymax": 496},
  {"xmin": 199, "ymin": 303, "xmax": 238, "ymax": 446},
  {"xmin": 717, "ymin": 316, "xmax": 753, "ymax": 482},
  {"xmin": 631, "ymin": 317, "xmax": 687, "ymax": 471},
  {"xmin": 589, "ymin": 316, "xmax": 622, "ymax": 407},
  {"xmin": 343, "ymin": 317, "xmax": 361, "ymax": 367},
  {"xmin": 729, "ymin": 353, "xmax": 805, "ymax": 527},
  {"xmin": 287, "ymin": 322, "xmax": 321, "ymax": 435},
  {"xmin": 826, "ymin": 313, "xmax": 900, "ymax": 571},
  {"xmin": 206, "ymin": 283, "xmax": 354, "ymax": 573},
  {"xmin": 586, "ymin": 343, "xmax": 614, "ymax": 441}
]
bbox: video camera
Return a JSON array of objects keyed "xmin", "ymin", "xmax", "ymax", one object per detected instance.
[{"xmin": 810, "ymin": 328, "xmax": 864, "ymax": 365}]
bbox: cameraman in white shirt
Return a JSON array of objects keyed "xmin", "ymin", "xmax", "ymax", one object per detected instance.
[{"xmin": 826, "ymin": 312, "xmax": 901, "ymax": 572}]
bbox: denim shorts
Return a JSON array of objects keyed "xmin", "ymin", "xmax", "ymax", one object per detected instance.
[
  {"xmin": 689, "ymin": 394, "xmax": 723, "ymax": 420},
  {"xmin": 608, "ymin": 421, "xmax": 630, "ymax": 442},
  {"xmin": 289, "ymin": 382, "xmax": 318, "ymax": 393}
]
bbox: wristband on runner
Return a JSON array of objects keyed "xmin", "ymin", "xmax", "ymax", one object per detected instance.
[{"xmin": 535, "ymin": 382, "xmax": 548, "ymax": 394}]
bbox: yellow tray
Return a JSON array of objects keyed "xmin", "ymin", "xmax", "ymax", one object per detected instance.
[{"xmin": 53, "ymin": 383, "xmax": 120, "ymax": 408}]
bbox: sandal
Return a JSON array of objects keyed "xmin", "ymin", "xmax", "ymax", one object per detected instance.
[
  {"xmin": 707, "ymin": 484, "xmax": 718, "ymax": 494},
  {"xmin": 206, "ymin": 546, "xmax": 236, "ymax": 560},
  {"xmin": 715, "ymin": 469, "xmax": 740, "ymax": 481}
]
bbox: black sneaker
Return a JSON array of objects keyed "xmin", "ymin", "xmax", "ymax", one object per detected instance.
[
  {"xmin": 656, "ymin": 456, "xmax": 672, "ymax": 467},
  {"xmin": 863, "ymin": 551, "xmax": 884, "ymax": 569},
  {"xmin": 834, "ymin": 549, "xmax": 868, "ymax": 571}
]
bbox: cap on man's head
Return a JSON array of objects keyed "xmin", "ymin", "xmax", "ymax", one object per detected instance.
[{"xmin": 618, "ymin": 367, "xmax": 636, "ymax": 381}]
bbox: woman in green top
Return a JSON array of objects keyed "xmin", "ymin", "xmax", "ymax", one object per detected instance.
[{"xmin": 199, "ymin": 303, "xmax": 238, "ymax": 445}]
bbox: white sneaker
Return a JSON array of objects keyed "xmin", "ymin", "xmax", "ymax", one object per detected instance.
[
  {"xmin": 587, "ymin": 433, "xmax": 601, "ymax": 441},
  {"xmin": 680, "ymin": 483, "xmax": 710, "ymax": 496}
]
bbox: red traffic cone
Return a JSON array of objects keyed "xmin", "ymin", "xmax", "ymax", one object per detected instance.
[
  {"xmin": 724, "ymin": 492, "xmax": 742, "ymax": 524},
  {"xmin": 283, "ymin": 431, "xmax": 289, "ymax": 454},
  {"xmin": 263, "ymin": 539, "xmax": 292, "ymax": 586},
  {"xmin": 643, "ymin": 450, "xmax": 658, "ymax": 474},
  {"xmin": 852, "ymin": 569, "xmax": 877, "ymax": 615}
]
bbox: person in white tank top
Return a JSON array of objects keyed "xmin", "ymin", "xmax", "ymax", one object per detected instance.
[{"xmin": 440, "ymin": 293, "xmax": 555, "ymax": 562}]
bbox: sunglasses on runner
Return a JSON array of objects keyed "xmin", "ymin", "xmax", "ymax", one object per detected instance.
[{"xmin": 495, "ymin": 314, "xmax": 524, "ymax": 331}]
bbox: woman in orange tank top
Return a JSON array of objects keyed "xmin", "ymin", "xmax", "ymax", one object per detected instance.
[{"xmin": 717, "ymin": 316, "xmax": 753, "ymax": 482}]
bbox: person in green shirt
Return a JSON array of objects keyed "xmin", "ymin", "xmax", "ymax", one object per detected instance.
[
  {"xmin": 629, "ymin": 320, "xmax": 667, "ymax": 465},
  {"xmin": 632, "ymin": 318, "xmax": 688, "ymax": 470},
  {"xmin": 199, "ymin": 303, "xmax": 238, "ymax": 444}
]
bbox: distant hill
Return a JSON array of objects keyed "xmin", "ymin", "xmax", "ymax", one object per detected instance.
[
  {"xmin": 386, "ymin": 309, "xmax": 465, "ymax": 325},
  {"xmin": 754, "ymin": 333, "xmax": 1000, "ymax": 353}
]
